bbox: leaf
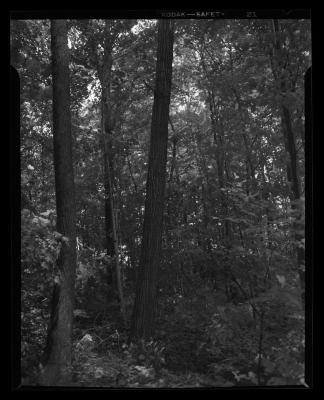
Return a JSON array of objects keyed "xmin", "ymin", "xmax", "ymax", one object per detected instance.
[
  {"xmin": 53, "ymin": 231, "xmax": 62, "ymax": 240},
  {"xmin": 95, "ymin": 252, "xmax": 107, "ymax": 260},
  {"xmin": 94, "ymin": 367, "xmax": 104, "ymax": 378},
  {"xmin": 38, "ymin": 217, "xmax": 50, "ymax": 227},
  {"xmin": 41, "ymin": 261, "xmax": 49, "ymax": 269},
  {"xmin": 74, "ymin": 309, "xmax": 89, "ymax": 318},
  {"xmin": 40, "ymin": 210, "xmax": 54, "ymax": 217},
  {"xmin": 247, "ymin": 371, "xmax": 258, "ymax": 384},
  {"xmin": 275, "ymin": 274, "xmax": 286, "ymax": 288}
]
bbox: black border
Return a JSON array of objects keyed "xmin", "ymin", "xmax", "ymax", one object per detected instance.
[{"xmin": 10, "ymin": 8, "xmax": 311, "ymax": 20}]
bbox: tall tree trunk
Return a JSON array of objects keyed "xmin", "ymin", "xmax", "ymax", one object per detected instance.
[
  {"xmin": 100, "ymin": 22, "xmax": 115, "ymax": 266},
  {"xmin": 165, "ymin": 135, "xmax": 178, "ymax": 249},
  {"xmin": 94, "ymin": 20, "xmax": 125, "ymax": 320},
  {"xmin": 40, "ymin": 20, "xmax": 77, "ymax": 386},
  {"xmin": 194, "ymin": 130, "xmax": 212, "ymax": 253},
  {"xmin": 229, "ymin": 45, "xmax": 257, "ymax": 194},
  {"xmin": 101, "ymin": 97, "xmax": 115, "ymax": 261},
  {"xmin": 101, "ymin": 100, "xmax": 126, "ymax": 325},
  {"xmin": 130, "ymin": 20, "xmax": 174, "ymax": 341},
  {"xmin": 271, "ymin": 19, "xmax": 305, "ymax": 309},
  {"xmin": 208, "ymin": 91, "xmax": 231, "ymax": 243}
]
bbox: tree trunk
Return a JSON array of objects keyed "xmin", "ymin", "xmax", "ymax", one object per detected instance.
[
  {"xmin": 208, "ymin": 91, "xmax": 231, "ymax": 243},
  {"xmin": 94, "ymin": 20, "xmax": 126, "ymax": 318},
  {"xmin": 231, "ymin": 88, "xmax": 256, "ymax": 194},
  {"xmin": 130, "ymin": 20, "xmax": 174, "ymax": 341},
  {"xmin": 271, "ymin": 19, "xmax": 305, "ymax": 309},
  {"xmin": 40, "ymin": 19, "xmax": 77, "ymax": 386},
  {"xmin": 101, "ymin": 99, "xmax": 126, "ymax": 324},
  {"xmin": 100, "ymin": 25, "xmax": 115, "ymax": 262},
  {"xmin": 165, "ymin": 133, "xmax": 178, "ymax": 248},
  {"xmin": 194, "ymin": 130, "xmax": 212, "ymax": 253}
]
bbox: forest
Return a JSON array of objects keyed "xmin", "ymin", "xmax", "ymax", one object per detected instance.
[{"xmin": 11, "ymin": 17, "xmax": 311, "ymax": 388}]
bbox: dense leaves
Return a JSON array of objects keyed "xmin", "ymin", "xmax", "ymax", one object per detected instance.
[{"xmin": 13, "ymin": 17, "xmax": 310, "ymax": 387}]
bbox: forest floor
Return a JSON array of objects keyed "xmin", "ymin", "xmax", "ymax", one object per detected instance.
[
  {"xmin": 64, "ymin": 313, "xmax": 251, "ymax": 388},
  {"xmin": 22, "ymin": 296, "xmax": 305, "ymax": 388},
  {"xmin": 71, "ymin": 350, "xmax": 231, "ymax": 388}
]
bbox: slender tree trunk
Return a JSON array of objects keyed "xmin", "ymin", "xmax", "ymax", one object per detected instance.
[
  {"xmin": 101, "ymin": 100, "xmax": 126, "ymax": 324},
  {"xmin": 40, "ymin": 20, "xmax": 77, "ymax": 386},
  {"xmin": 130, "ymin": 20, "xmax": 174, "ymax": 341},
  {"xmin": 100, "ymin": 36, "xmax": 115, "ymax": 263},
  {"xmin": 91, "ymin": 19, "xmax": 115, "ymax": 284},
  {"xmin": 101, "ymin": 98, "xmax": 115, "ymax": 261},
  {"xmin": 229, "ymin": 45, "xmax": 257, "ymax": 195},
  {"xmin": 194, "ymin": 131, "xmax": 212, "ymax": 252},
  {"xmin": 93, "ymin": 20, "xmax": 126, "ymax": 320},
  {"xmin": 127, "ymin": 154, "xmax": 138, "ymax": 194},
  {"xmin": 208, "ymin": 91, "xmax": 231, "ymax": 243},
  {"xmin": 168, "ymin": 135, "xmax": 178, "ymax": 185},
  {"xmin": 231, "ymin": 88, "xmax": 256, "ymax": 193},
  {"xmin": 271, "ymin": 19, "xmax": 305, "ymax": 309},
  {"xmin": 164, "ymin": 135, "xmax": 178, "ymax": 248},
  {"xmin": 256, "ymin": 309, "xmax": 265, "ymax": 385}
]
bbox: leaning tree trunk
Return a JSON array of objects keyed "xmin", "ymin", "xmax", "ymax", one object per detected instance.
[
  {"xmin": 40, "ymin": 19, "xmax": 77, "ymax": 386},
  {"xmin": 130, "ymin": 19, "xmax": 174, "ymax": 341}
]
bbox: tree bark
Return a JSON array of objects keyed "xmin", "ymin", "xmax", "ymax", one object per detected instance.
[
  {"xmin": 208, "ymin": 91, "xmax": 231, "ymax": 243},
  {"xmin": 165, "ymin": 137, "xmax": 177, "ymax": 249},
  {"xmin": 130, "ymin": 20, "xmax": 174, "ymax": 341},
  {"xmin": 231, "ymin": 88, "xmax": 257, "ymax": 194},
  {"xmin": 101, "ymin": 21, "xmax": 115, "ymax": 261},
  {"xmin": 271, "ymin": 19, "xmax": 305, "ymax": 309},
  {"xmin": 93, "ymin": 20, "xmax": 125, "ymax": 317},
  {"xmin": 101, "ymin": 100, "xmax": 126, "ymax": 325},
  {"xmin": 40, "ymin": 19, "xmax": 77, "ymax": 386}
]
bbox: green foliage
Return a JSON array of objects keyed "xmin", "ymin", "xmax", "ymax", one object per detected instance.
[
  {"xmin": 21, "ymin": 208, "xmax": 61, "ymax": 379},
  {"xmin": 123, "ymin": 339, "xmax": 166, "ymax": 372}
]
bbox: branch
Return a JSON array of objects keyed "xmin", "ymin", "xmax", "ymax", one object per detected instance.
[
  {"xmin": 230, "ymin": 273, "xmax": 261, "ymax": 317},
  {"xmin": 126, "ymin": 155, "xmax": 138, "ymax": 194}
]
